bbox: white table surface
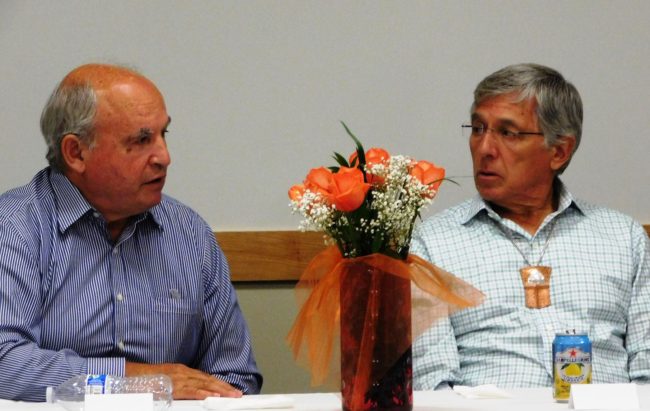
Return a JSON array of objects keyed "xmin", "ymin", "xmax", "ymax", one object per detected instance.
[{"xmin": 2, "ymin": 386, "xmax": 649, "ymax": 411}]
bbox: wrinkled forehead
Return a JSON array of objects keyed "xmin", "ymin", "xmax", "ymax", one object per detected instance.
[{"xmin": 472, "ymin": 91, "xmax": 537, "ymax": 114}]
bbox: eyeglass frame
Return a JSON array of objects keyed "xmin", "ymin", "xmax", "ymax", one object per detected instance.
[{"xmin": 461, "ymin": 123, "xmax": 545, "ymax": 141}]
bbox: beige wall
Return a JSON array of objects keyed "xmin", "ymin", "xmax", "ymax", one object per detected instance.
[{"xmin": 235, "ymin": 283, "xmax": 319, "ymax": 394}]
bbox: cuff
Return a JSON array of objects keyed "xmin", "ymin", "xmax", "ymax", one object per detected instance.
[{"xmin": 86, "ymin": 357, "xmax": 126, "ymax": 377}]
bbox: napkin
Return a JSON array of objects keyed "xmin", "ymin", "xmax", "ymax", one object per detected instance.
[
  {"xmin": 452, "ymin": 384, "xmax": 512, "ymax": 399},
  {"xmin": 569, "ymin": 384, "xmax": 640, "ymax": 410},
  {"xmin": 203, "ymin": 395, "xmax": 295, "ymax": 410}
]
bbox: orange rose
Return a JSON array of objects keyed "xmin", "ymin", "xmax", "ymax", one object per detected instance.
[
  {"xmin": 348, "ymin": 147, "xmax": 390, "ymax": 168},
  {"xmin": 329, "ymin": 167, "xmax": 371, "ymax": 212},
  {"xmin": 304, "ymin": 167, "xmax": 334, "ymax": 196},
  {"xmin": 348, "ymin": 147, "xmax": 390, "ymax": 185},
  {"xmin": 410, "ymin": 160, "xmax": 445, "ymax": 196},
  {"xmin": 288, "ymin": 183, "xmax": 306, "ymax": 201}
]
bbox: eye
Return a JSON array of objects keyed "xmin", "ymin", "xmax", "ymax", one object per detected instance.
[
  {"xmin": 498, "ymin": 128, "xmax": 519, "ymax": 138},
  {"xmin": 161, "ymin": 128, "xmax": 169, "ymax": 139},
  {"xmin": 138, "ymin": 135, "xmax": 152, "ymax": 144},
  {"xmin": 471, "ymin": 124, "xmax": 485, "ymax": 135}
]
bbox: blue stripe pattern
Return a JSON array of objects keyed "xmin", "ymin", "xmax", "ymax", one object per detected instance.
[
  {"xmin": 411, "ymin": 181, "xmax": 650, "ymax": 389},
  {"xmin": 0, "ymin": 168, "xmax": 262, "ymax": 401}
]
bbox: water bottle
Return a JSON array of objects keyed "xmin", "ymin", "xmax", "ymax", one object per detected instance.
[{"xmin": 46, "ymin": 374, "xmax": 173, "ymax": 411}]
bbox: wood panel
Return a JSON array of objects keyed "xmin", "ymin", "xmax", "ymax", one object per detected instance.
[
  {"xmin": 220, "ymin": 225, "xmax": 650, "ymax": 282},
  {"xmin": 216, "ymin": 231, "xmax": 326, "ymax": 282}
]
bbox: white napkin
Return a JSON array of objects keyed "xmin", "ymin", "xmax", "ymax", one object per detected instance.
[
  {"xmin": 203, "ymin": 395, "xmax": 295, "ymax": 410},
  {"xmin": 569, "ymin": 384, "xmax": 640, "ymax": 410},
  {"xmin": 452, "ymin": 384, "xmax": 512, "ymax": 399}
]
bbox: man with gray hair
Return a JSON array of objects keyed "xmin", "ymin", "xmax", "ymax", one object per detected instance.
[
  {"xmin": 0, "ymin": 64, "xmax": 262, "ymax": 401},
  {"xmin": 412, "ymin": 63, "xmax": 650, "ymax": 389}
]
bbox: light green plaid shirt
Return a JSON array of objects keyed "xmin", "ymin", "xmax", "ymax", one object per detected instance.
[{"xmin": 411, "ymin": 181, "xmax": 650, "ymax": 389}]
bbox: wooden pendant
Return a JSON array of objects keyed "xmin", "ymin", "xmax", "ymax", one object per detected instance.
[{"xmin": 520, "ymin": 266, "xmax": 552, "ymax": 309}]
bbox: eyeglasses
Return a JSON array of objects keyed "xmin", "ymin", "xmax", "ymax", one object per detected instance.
[{"xmin": 461, "ymin": 124, "xmax": 544, "ymax": 140}]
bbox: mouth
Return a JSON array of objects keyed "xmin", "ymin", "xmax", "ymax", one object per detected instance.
[
  {"xmin": 477, "ymin": 170, "xmax": 498, "ymax": 177},
  {"xmin": 145, "ymin": 175, "xmax": 166, "ymax": 186},
  {"xmin": 475, "ymin": 169, "xmax": 501, "ymax": 182}
]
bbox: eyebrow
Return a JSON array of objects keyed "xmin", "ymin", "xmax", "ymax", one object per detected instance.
[
  {"xmin": 129, "ymin": 128, "xmax": 152, "ymax": 142},
  {"xmin": 127, "ymin": 116, "xmax": 172, "ymax": 142},
  {"xmin": 471, "ymin": 114, "xmax": 522, "ymax": 129}
]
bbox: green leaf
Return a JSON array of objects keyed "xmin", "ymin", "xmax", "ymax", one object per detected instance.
[
  {"xmin": 382, "ymin": 249, "xmax": 403, "ymax": 260},
  {"xmin": 442, "ymin": 177, "xmax": 460, "ymax": 187},
  {"xmin": 340, "ymin": 121, "xmax": 366, "ymax": 166},
  {"xmin": 371, "ymin": 234, "xmax": 385, "ymax": 254},
  {"xmin": 332, "ymin": 152, "xmax": 349, "ymax": 167}
]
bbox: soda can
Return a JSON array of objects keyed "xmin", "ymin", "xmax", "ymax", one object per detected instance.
[{"xmin": 552, "ymin": 330, "xmax": 592, "ymax": 401}]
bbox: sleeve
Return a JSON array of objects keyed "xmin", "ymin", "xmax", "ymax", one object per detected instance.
[
  {"xmin": 0, "ymin": 219, "xmax": 124, "ymax": 401},
  {"xmin": 410, "ymin": 226, "xmax": 461, "ymax": 389},
  {"xmin": 627, "ymin": 224, "xmax": 650, "ymax": 382},
  {"xmin": 195, "ymin": 225, "xmax": 263, "ymax": 393}
]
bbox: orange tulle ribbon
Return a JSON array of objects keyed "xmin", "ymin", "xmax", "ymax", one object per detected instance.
[{"xmin": 286, "ymin": 246, "xmax": 484, "ymax": 407}]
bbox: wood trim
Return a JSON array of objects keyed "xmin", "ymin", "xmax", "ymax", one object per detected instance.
[
  {"xmin": 216, "ymin": 231, "xmax": 325, "ymax": 282},
  {"xmin": 220, "ymin": 225, "xmax": 650, "ymax": 282}
]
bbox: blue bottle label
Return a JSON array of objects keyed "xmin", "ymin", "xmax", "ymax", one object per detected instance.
[{"xmin": 85, "ymin": 374, "xmax": 108, "ymax": 394}]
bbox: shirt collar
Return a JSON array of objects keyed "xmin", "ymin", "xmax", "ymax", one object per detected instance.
[
  {"xmin": 459, "ymin": 179, "xmax": 584, "ymax": 226},
  {"xmin": 49, "ymin": 168, "xmax": 163, "ymax": 233}
]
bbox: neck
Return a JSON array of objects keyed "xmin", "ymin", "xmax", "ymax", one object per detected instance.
[
  {"xmin": 490, "ymin": 182, "xmax": 559, "ymax": 235},
  {"xmin": 107, "ymin": 219, "xmax": 128, "ymax": 242}
]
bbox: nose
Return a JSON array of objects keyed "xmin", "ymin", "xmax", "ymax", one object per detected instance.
[
  {"xmin": 151, "ymin": 135, "xmax": 171, "ymax": 169},
  {"xmin": 470, "ymin": 130, "xmax": 499, "ymax": 157}
]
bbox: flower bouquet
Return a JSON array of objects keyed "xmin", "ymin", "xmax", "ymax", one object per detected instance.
[{"xmin": 286, "ymin": 123, "xmax": 483, "ymax": 411}]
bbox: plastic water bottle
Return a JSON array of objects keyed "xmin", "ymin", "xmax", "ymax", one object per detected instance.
[{"xmin": 46, "ymin": 374, "xmax": 173, "ymax": 411}]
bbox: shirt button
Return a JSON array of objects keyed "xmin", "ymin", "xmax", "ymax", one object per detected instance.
[
  {"xmin": 118, "ymin": 340, "xmax": 125, "ymax": 350},
  {"xmin": 116, "ymin": 293, "xmax": 124, "ymax": 302},
  {"xmin": 112, "ymin": 248, "xmax": 119, "ymax": 255},
  {"xmin": 93, "ymin": 212, "xmax": 100, "ymax": 218}
]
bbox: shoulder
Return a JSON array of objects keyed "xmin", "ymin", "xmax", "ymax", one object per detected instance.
[
  {"xmin": 571, "ymin": 197, "xmax": 645, "ymax": 239},
  {"xmin": 411, "ymin": 198, "xmax": 482, "ymax": 261},
  {"xmin": 415, "ymin": 198, "xmax": 477, "ymax": 238},
  {"xmin": 0, "ymin": 169, "xmax": 53, "ymax": 225},
  {"xmin": 151, "ymin": 194, "xmax": 214, "ymax": 240}
]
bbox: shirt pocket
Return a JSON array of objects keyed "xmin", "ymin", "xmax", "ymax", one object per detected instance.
[
  {"xmin": 153, "ymin": 296, "xmax": 198, "ymax": 315},
  {"xmin": 151, "ymin": 297, "xmax": 201, "ymax": 363}
]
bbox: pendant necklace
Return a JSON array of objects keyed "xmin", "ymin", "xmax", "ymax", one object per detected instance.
[{"xmin": 500, "ymin": 219, "xmax": 557, "ymax": 309}]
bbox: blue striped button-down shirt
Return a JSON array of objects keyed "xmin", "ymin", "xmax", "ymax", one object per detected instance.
[
  {"xmin": 0, "ymin": 168, "xmax": 262, "ymax": 401},
  {"xmin": 411, "ymin": 181, "xmax": 650, "ymax": 389}
]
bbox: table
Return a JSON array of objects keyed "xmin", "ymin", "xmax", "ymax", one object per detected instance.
[{"xmin": 2, "ymin": 386, "xmax": 649, "ymax": 411}]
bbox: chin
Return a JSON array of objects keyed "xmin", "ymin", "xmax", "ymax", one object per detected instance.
[
  {"xmin": 476, "ymin": 187, "xmax": 502, "ymax": 203},
  {"xmin": 140, "ymin": 197, "xmax": 163, "ymax": 211}
]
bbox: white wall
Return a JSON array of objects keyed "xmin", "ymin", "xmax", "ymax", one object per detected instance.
[
  {"xmin": 2, "ymin": 0, "xmax": 649, "ymax": 394},
  {"xmin": 1, "ymin": 1, "xmax": 649, "ymax": 228}
]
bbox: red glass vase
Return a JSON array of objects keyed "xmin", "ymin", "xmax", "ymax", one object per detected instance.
[{"xmin": 340, "ymin": 264, "xmax": 413, "ymax": 411}]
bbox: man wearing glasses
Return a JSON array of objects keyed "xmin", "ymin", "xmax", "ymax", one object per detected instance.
[{"xmin": 412, "ymin": 63, "xmax": 650, "ymax": 389}]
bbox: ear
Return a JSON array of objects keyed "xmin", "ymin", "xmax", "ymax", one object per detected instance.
[
  {"xmin": 60, "ymin": 134, "xmax": 88, "ymax": 173},
  {"xmin": 550, "ymin": 135, "xmax": 576, "ymax": 172}
]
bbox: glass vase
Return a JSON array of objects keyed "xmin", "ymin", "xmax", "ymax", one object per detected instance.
[{"xmin": 340, "ymin": 263, "xmax": 413, "ymax": 411}]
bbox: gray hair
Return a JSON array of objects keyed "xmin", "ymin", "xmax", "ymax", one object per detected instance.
[
  {"xmin": 40, "ymin": 82, "xmax": 97, "ymax": 171},
  {"xmin": 473, "ymin": 63, "xmax": 583, "ymax": 173}
]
